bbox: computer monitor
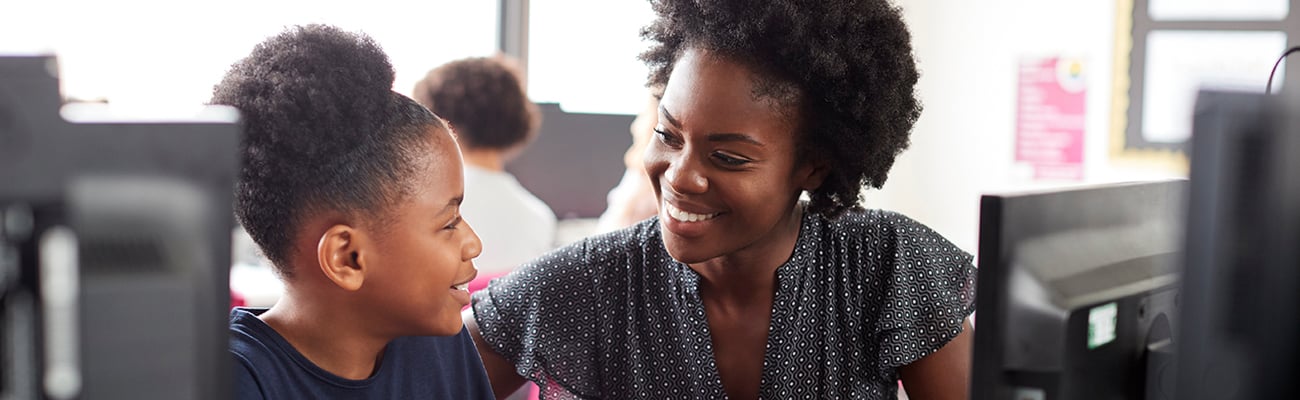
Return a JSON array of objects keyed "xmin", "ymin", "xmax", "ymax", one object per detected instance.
[
  {"xmin": 506, "ymin": 103, "xmax": 633, "ymax": 219},
  {"xmin": 1175, "ymin": 90, "xmax": 1300, "ymax": 400},
  {"xmin": 971, "ymin": 179, "xmax": 1186, "ymax": 400},
  {"xmin": 0, "ymin": 55, "xmax": 239, "ymax": 399}
]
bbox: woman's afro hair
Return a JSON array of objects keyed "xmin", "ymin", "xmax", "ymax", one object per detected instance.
[
  {"xmin": 412, "ymin": 55, "xmax": 541, "ymax": 152},
  {"xmin": 641, "ymin": 0, "xmax": 922, "ymax": 218},
  {"xmin": 211, "ymin": 24, "xmax": 442, "ymax": 276}
]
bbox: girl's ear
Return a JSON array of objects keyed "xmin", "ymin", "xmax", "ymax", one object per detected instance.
[{"xmin": 316, "ymin": 224, "xmax": 367, "ymax": 291}]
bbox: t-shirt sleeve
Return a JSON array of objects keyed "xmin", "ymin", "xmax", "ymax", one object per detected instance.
[
  {"xmin": 232, "ymin": 354, "xmax": 267, "ymax": 400},
  {"xmin": 418, "ymin": 329, "xmax": 498, "ymax": 399},
  {"xmin": 873, "ymin": 212, "xmax": 977, "ymax": 368},
  {"xmin": 469, "ymin": 237, "xmax": 608, "ymax": 397}
]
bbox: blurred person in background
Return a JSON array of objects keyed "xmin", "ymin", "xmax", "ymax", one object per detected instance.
[{"xmin": 595, "ymin": 91, "xmax": 662, "ymax": 234}]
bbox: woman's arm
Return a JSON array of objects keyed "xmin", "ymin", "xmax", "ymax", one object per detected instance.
[
  {"xmin": 898, "ymin": 319, "xmax": 974, "ymax": 400},
  {"xmin": 463, "ymin": 310, "xmax": 528, "ymax": 400}
]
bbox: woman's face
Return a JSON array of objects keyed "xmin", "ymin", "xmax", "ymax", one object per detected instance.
[
  {"xmin": 645, "ymin": 47, "xmax": 819, "ymax": 264},
  {"xmin": 363, "ymin": 127, "xmax": 483, "ymax": 336}
]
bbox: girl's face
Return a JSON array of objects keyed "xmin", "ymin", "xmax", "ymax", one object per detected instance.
[
  {"xmin": 645, "ymin": 47, "xmax": 821, "ymax": 265},
  {"xmin": 363, "ymin": 127, "xmax": 482, "ymax": 336}
]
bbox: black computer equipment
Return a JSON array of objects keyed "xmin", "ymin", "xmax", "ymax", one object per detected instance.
[
  {"xmin": 0, "ymin": 55, "xmax": 238, "ymax": 399},
  {"xmin": 1175, "ymin": 90, "xmax": 1300, "ymax": 400},
  {"xmin": 971, "ymin": 179, "xmax": 1186, "ymax": 400},
  {"xmin": 506, "ymin": 103, "xmax": 634, "ymax": 219}
]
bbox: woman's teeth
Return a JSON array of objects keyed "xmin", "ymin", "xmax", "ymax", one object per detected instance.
[
  {"xmin": 665, "ymin": 203, "xmax": 718, "ymax": 222},
  {"xmin": 453, "ymin": 283, "xmax": 468, "ymax": 291}
]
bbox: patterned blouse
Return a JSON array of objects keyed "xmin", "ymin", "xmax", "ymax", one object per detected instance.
[{"xmin": 470, "ymin": 209, "xmax": 976, "ymax": 399}]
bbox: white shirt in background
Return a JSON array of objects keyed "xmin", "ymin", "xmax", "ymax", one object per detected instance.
[{"xmin": 461, "ymin": 164, "xmax": 558, "ymax": 275}]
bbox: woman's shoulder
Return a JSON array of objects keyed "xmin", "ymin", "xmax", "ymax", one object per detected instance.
[
  {"xmin": 812, "ymin": 208, "xmax": 970, "ymax": 265},
  {"xmin": 571, "ymin": 217, "xmax": 662, "ymax": 258},
  {"xmin": 500, "ymin": 217, "xmax": 661, "ymax": 284},
  {"xmin": 817, "ymin": 208, "xmax": 941, "ymax": 240}
]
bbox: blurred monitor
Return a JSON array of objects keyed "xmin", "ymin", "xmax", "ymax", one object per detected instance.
[
  {"xmin": 0, "ymin": 55, "xmax": 238, "ymax": 400},
  {"xmin": 1175, "ymin": 90, "xmax": 1300, "ymax": 400},
  {"xmin": 971, "ymin": 179, "xmax": 1186, "ymax": 400},
  {"xmin": 506, "ymin": 103, "xmax": 634, "ymax": 219}
]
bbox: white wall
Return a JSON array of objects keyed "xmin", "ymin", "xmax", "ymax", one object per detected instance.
[
  {"xmin": 528, "ymin": 0, "xmax": 656, "ymax": 115},
  {"xmin": 1, "ymin": 1, "xmax": 501, "ymax": 306},
  {"xmin": 0, "ymin": 1, "xmax": 499, "ymax": 115},
  {"xmin": 871, "ymin": 0, "xmax": 1184, "ymax": 255}
]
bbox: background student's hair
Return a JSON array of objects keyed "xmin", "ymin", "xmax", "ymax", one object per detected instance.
[{"xmin": 412, "ymin": 55, "xmax": 541, "ymax": 152}]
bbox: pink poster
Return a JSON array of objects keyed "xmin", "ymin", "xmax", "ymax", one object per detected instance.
[{"xmin": 1015, "ymin": 57, "xmax": 1086, "ymax": 180}]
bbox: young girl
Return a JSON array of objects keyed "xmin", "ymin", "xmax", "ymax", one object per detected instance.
[
  {"xmin": 216, "ymin": 25, "xmax": 494, "ymax": 399},
  {"xmin": 466, "ymin": 0, "xmax": 975, "ymax": 399}
]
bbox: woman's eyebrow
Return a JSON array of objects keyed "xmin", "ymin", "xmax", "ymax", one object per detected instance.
[
  {"xmin": 661, "ymin": 107, "xmax": 764, "ymax": 147},
  {"xmin": 706, "ymin": 133, "xmax": 763, "ymax": 147}
]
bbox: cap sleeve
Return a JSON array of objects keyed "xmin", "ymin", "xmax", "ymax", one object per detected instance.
[
  {"xmin": 872, "ymin": 212, "xmax": 977, "ymax": 368},
  {"xmin": 469, "ymin": 232, "xmax": 619, "ymax": 398}
]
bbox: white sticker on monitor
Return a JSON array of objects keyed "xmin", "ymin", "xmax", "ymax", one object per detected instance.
[
  {"xmin": 1088, "ymin": 302, "xmax": 1119, "ymax": 349},
  {"xmin": 1013, "ymin": 387, "xmax": 1046, "ymax": 400}
]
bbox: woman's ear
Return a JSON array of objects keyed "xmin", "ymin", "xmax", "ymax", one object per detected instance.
[
  {"xmin": 799, "ymin": 158, "xmax": 831, "ymax": 192},
  {"xmin": 317, "ymin": 224, "xmax": 366, "ymax": 291}
]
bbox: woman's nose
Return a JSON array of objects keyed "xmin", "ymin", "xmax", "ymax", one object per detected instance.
[{"xmin": 664, "ymin": 153, "xmax": 707, "ymax": 195}]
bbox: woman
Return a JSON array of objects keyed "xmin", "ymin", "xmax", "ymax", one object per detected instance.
[{"xmin": 466, "ymin": 0, "xmax": 975, "ymax": 398}]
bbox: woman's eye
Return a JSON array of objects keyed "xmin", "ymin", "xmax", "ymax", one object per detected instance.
[
  {"xmin": 654, "ymin": 128, "xmax": 682, "ymax": 146},
  {"xmin": 713, "ymin": 152, "xmax": 750, "ymax": 166}
]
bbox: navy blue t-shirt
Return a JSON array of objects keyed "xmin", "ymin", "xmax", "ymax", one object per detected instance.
[{"xmin": 229, "ymin": 308, "xmax": 495, "ymax": 399}]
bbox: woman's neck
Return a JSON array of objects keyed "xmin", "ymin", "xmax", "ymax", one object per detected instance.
[
  {"xmin": 690, "ymin": 204, "xmax": 805, "ymax": 306},
  {"xmin": 258, "ymin": 289, "xmax": 392, "ymax": 380}
]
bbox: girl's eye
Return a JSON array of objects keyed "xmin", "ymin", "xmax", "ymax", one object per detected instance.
[{"xmin": 444, "ymin": 216, "xmax": 462, "ymax": 231}]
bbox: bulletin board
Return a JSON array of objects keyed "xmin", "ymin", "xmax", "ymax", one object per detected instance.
[{"xmin": 1109, "ymin": 0, "xmax": 1299, "ymax": 172}]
